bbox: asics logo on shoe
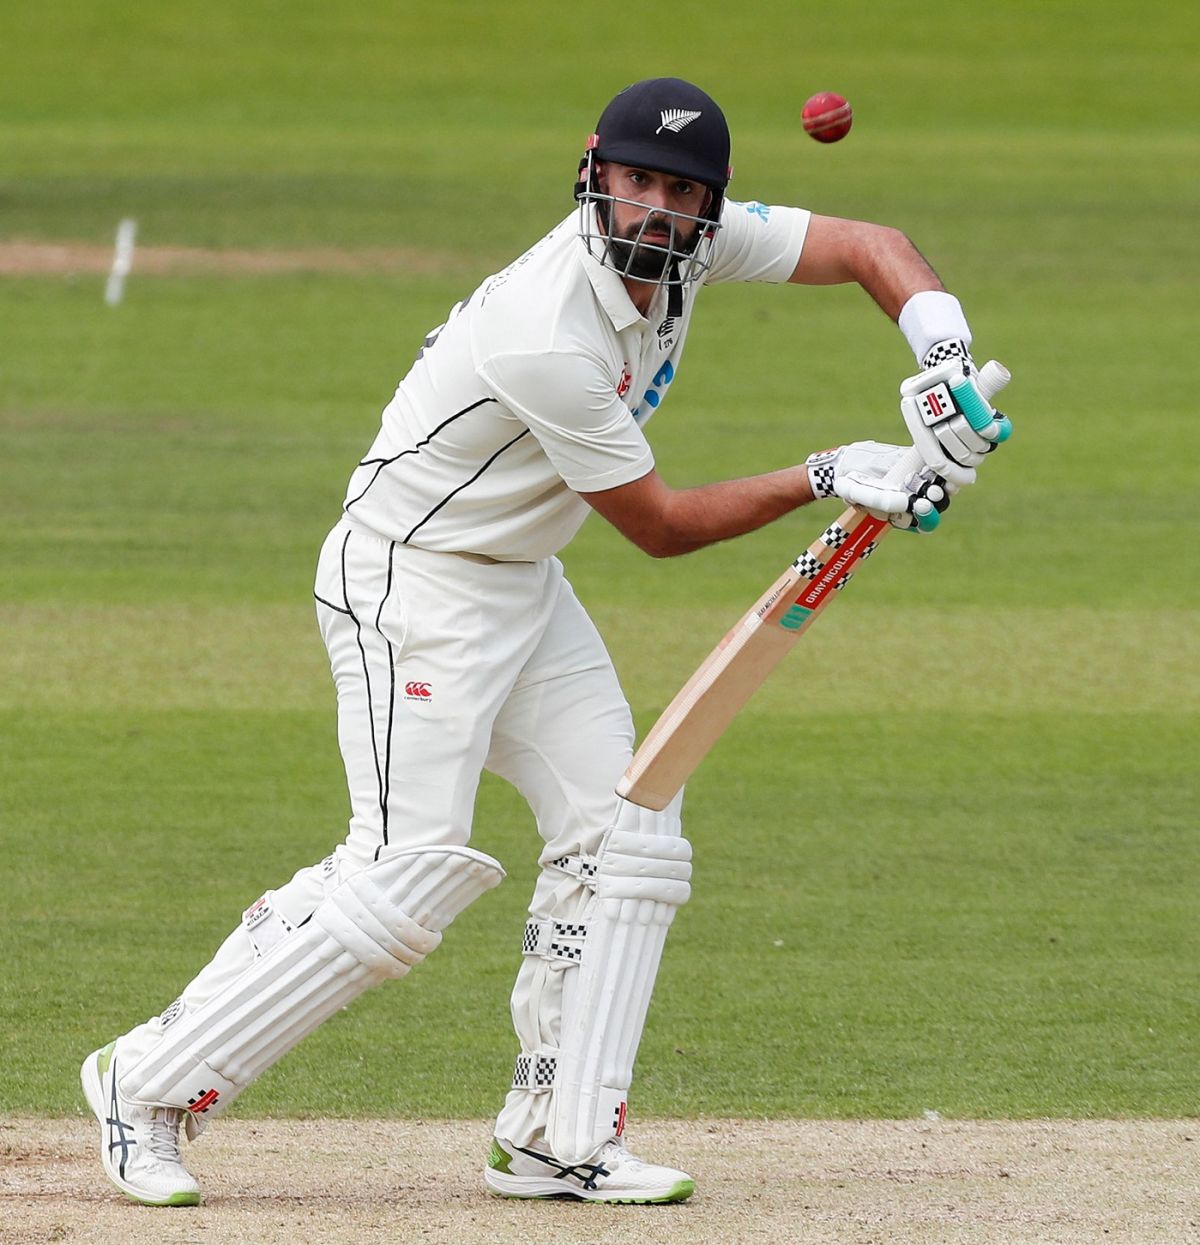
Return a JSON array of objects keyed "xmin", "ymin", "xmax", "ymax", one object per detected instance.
[
  {"xmin": 656, "ymin": 109, "xmax": 701, "ymax": 134},
  {"xmin": 512, "ymin": 1141, "xmax": 611, "ymax": 1192},
  {"xmin": 105, "ymin": 1055, "xmax": 137, "ymax": 1178}
]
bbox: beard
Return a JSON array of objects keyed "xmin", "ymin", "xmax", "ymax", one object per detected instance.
[{"xmin": 605, "ymin": 211, "xmax": 702, "ymax": 282}]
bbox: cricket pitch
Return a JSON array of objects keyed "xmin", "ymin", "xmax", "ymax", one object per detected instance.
[{"xmin": 2, "ymin": 1117, "xmax": 1195, "ymax": 1244}]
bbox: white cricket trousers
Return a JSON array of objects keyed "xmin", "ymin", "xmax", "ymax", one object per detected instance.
[
  {"xmin": 313, "ymin": 518, "xmax": 635, "ymax": 869},
  {"xmin": 115, "ymin": 517, "xmax": 644, "ymax": 1142}
]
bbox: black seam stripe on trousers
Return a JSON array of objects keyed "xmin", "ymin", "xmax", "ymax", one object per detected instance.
[
  {"xmin": 338, "ymin": 529, "xmax": 397, "ymax": 854},
  {"xmin": 375, "ymin": 541, "xmax": 398, "ymax": 854}
]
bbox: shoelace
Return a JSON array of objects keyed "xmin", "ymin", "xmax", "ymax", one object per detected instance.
[
  {"xmin": 143, "ymin": 1108, "xmax": 186, "ymax": 1163},
  {"xmin": 597, "ymin": 1139, "xmax": 643, "ymax": 1168}
]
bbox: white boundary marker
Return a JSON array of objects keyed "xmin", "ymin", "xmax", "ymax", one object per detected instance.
[{"xmin": 104, "ymin": 218, "xmax": 138, "ymax": 305}]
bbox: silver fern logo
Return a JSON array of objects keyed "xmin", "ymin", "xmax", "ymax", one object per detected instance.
[{"xmin": 656, "ymin": 108, "xmax": 702, "ymax": 135}]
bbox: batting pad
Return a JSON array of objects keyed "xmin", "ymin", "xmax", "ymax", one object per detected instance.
[
  {"xmin": 119, "ymin": 845, "xmax": 504, "ymax": 1116},
  {"xmin": 546, "ymin": 799, "xmax": 691, "ymax": 1165}
]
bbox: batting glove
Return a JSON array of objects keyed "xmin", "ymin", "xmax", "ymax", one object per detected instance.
[
  {"xmin": 806, "ymin": 441, "xmax": 953, "ymax": 534},
  {"xmin": 901, "ymin": 345, "xmax": 1014, "ymax": 487}
]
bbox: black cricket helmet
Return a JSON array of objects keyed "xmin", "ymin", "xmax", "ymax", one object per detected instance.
[{"xmin": 576, "ymin": 77, "xmax": 732, "ymax": 291}]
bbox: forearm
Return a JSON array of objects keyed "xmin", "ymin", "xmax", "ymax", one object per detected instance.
[
  {"xmin": 848, "ymin": 228, "xmax": 945, "ymax": 322},
  {"xmin": 658, "ymin": 467, "xmax": 817, "ymax": 556},
  {"xmin": 583, "ymin": 465, "xmax": 816, "ymax": 558},
  {"xmin": 789, "ymin": 216, "xmax": 946, "ymax": 321},
  {"xmin": 791, "ymin": 215, "xmax": 975, "ymax": 363}
]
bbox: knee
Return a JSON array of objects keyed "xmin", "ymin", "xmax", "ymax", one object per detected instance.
[
  {"xmin": 595, "ymin": 826, "xmax": 692, "ymax": 908},
  {"xmin": 314, "ymin": 845, "xmax": 505, "ymax": 977}
]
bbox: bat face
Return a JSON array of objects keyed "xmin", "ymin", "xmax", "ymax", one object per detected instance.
[
  {"xmin": 618, "ymin": 358, "xmax": 1011, "ymax": 812},
  {"xmin": 617, "ymin": 503, "xmax": 890, "ymax": 810},
  {"xmin": 778, "ymin": 514, "xmax": 886, "ymax": 630}
]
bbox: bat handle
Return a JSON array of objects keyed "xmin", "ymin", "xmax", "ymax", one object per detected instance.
[
  {"xmin": 977, "ymin": 359, "xmax": 1012, "ymax": 402},
  {"xmin": 883, "ymin": 446, "xmax": 933, "ymax": 528},
  {"xmin": 886, "ymin": 445, "xmax": 926, "ymax": 488},
  {"xmin": 883, "ymin": 359, "xmax": 1012, "ymax": 529}
]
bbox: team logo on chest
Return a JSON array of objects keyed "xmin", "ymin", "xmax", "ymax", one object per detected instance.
[
  {"xmin": 656, "ymin": 316, "xmax": 677, "ymax": 351},
  {"xmin": 617, "ymin": 365, "xmax": 632, "ymax": 398}
]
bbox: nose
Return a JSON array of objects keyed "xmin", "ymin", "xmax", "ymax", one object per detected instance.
[
  {"xmin": 637, "ymin": 190, "xmax": 676, "ymax": 232},
  {"xmin": 642, "ymin": 182, "xmax": 673, "ymax": 210}
]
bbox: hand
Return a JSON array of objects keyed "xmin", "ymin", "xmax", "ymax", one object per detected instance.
[
  {"xmin": 901, "ymin": 347, "xmax": 1014, "ymax": 487},
  {"xmin": 806, "ymin": 441, "xmax": 953, "ymax": 533}
]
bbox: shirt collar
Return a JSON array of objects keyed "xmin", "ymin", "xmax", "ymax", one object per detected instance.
[{"xmin": 578, "ymin": 205, "xmax": 659, "ymax": 332}]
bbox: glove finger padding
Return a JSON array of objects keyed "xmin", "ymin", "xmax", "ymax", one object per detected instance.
[
  {"xmin": 901, "ymin": 354, "xmax": 1012, "ymax": 486},
  {"xmin": 891, "ymin": 471, "xmax": 952, "ymax": 534}
]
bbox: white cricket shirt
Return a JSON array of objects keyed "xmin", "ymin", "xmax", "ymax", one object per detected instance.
[{"xmin": 342, "ymin": 198, "xmax": 811, "ymax": 561}]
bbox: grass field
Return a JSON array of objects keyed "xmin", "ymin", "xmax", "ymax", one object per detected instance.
[{"xmin": 2, "ymin": 0, "xmax": 1198, "ymax": 1131}]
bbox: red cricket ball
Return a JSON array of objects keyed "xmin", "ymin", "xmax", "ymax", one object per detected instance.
[{"xmin": 802, "ymin": 92, "xmax": 853, "ymax": 143}]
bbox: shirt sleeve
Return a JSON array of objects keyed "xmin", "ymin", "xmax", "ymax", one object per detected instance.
[
  {"xmin": 478, "ymin": 348, "xmax": 655, "ymax": 493},
  {"xmin": 705, "ymin": 201, "xmax": 812, "ymax": 285}
]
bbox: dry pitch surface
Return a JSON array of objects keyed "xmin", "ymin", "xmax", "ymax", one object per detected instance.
[
  {"xmin": 0, "ymin": 240, "xmax": 466, "ymax": 277},
  {"xmin": 3, "ymin": 1118, "xmax": 1197, "ymax": 1245}
]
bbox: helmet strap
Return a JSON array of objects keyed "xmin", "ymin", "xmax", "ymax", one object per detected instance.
[{"xmin": 667, "ymin": 266, "xmax": 683, "ymax": 317}]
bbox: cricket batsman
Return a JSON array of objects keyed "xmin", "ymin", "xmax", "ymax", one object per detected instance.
[{"xmin": 82, "ymin": 76, "xmax": 1009, "ymax": 1206}]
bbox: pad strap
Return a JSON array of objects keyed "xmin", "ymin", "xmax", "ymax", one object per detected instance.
[
  {"xmin": 512, "ymin": 1051, "xmax": 558, "ymax": 1092},
  {"xmin": 523, "ymin": 919, "xmax": 588, "ymax": 963},
  {"xmin": 242, "ymin": 891, "xmax": 294, "ymax": 957},
  {"xmin": 546, "ymin": 852, "xmax": 600, "ymax": 886}
]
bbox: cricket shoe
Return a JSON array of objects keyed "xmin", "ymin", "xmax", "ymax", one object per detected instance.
[
  {"xmin": 485, "ymin": 1135, "xmax": 695, "ymax": 1203},
  {"xmin": 80, "ymin": 1040, "xmax": 201, "ymax": 1207}
]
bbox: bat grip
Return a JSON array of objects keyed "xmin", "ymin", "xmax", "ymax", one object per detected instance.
[
  {"xmin": 977, "ymin": 359, "xmax": 1012, "ymax": 402},
  {"xmin": 885, "ymin": 445, "xmax": 925, "ymax": 488}
]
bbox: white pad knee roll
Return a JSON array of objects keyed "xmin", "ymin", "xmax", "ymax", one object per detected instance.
[
  {"xmin": 119, "ymin": 845, "xmax": 503, "ymax": 1118},
  {"xmin": 546, "ymin": 799, "xmax": 691, "ymax": 1165}
]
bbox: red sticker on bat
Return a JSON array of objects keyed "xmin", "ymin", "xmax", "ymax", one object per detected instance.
[{"xmin": 795, "ymin": 516, "xmax": 887, "ymax": 611}]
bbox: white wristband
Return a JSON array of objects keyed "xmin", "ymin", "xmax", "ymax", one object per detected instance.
[{"xmin": 898, "ymin": 290, "xmax": 972, "ymax": 365}]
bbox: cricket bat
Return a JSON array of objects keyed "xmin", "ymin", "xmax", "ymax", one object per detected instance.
[{"xmin": 617, "ymin": 360, "xmax": 1010, "ymax": 811}]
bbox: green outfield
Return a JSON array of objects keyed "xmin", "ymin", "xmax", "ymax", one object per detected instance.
[{"xmin": 2, "ymin": 0, "xmax": 1196, "ymax": 1123}]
